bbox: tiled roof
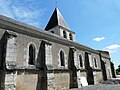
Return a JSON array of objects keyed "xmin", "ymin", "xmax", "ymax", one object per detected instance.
[{"xmin": 45, "ymin": 8, "xmax": 70, "ymax": 30}]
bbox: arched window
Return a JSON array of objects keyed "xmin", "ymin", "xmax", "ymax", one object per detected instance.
[
  {"xmin": 79, "ymin": 54, "xmax": 83, "ymax": 67},
  {"xmin": 94, "ymin": 58, "xmax": 97, "ymax": 67},
  {"xmin": 69, "ymin": 33, "xmax": 73, "ymax": 40},
  {"xmin": 60, "ymin": 50, "xmax": 65, "ymax": 66},
  {"xmin": 29, "ymin": 44, "xmax": 36, "ymax": 65},
  {"xmin": 63, "ymin": 30, "xmax": 67, "ymax": 38}
]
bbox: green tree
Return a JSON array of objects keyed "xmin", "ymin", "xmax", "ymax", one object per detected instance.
[{"xmin": 116, "ymin": 65, "xmax": 120, "ymax": 75}]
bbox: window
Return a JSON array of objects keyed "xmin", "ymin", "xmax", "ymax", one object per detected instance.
[
  {"xmin": 29, "ymin": 44, "xmax": 36, "ymax": 65},
  {"xmin": 51, "ymin": 31, "xmax": 54, "ymax": 33},
  {"xmin": 63, "ymin": 30, "xmax": 67, "ymax": 38},
  {"xmin": 60, "ymin": 50, "xmax": 65, "ymax": 66},
  {"xmin": 79, "ymin": 54, "xmax": 83, "ymax": 67},
  {"xmin": 69, "ymin": 33, "xmax": 73, "ymax": 40},
  {"xmin": 94, "ymin": 58, "xmax": 97, "ymax": 68}
]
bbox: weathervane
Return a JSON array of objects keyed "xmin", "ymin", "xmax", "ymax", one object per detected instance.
[{"xmin": 54, "ymin": 0, "xmax": 58, "ymax": 8}]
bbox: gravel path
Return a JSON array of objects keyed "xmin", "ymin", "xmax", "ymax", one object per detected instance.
[
  {"xmin": 70, "ymin": 78, "xmax": 120, "ymax": 90},
  {"xmin": 70, "ymin": 84, "xmax": 120, "ymax": 90}
]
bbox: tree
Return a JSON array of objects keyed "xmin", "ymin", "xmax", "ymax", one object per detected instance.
[{"xmin": 116, "ymin": 65, "xmax": 120, "ymax": 75}]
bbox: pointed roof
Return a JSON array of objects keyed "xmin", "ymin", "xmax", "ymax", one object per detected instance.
[{"xmin": 45, "ymin": 8, "xmax": 70, "ymax": 30}]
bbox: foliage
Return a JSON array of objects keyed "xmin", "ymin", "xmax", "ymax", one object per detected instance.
[{"xmin": 116, "ymin": 65, "xmax": 120, "ymax": 75}]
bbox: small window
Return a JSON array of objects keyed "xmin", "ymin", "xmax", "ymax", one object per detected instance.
[
  {"xmin": 51, "ymin": 31, "xmax": 54, "ymax": 33},
  {"xmin": 79, "ymin": 54, "xmax": 83, "ymax": 67},
  {"xmin": 94, "ymin": 58, "xmax": 97, "ymax": 67},
  {"xmin": 60, "ymin": 50, "xmax": 65, "ymax": 66},
  {"xmin": 69, "ymin": 33, "xmax": 73, "ymax": 40},
  {"xmin": 29, "ymin": 44, "xmax": 36, "ymax": 65},
  {"xmin": 63, "ymin": 30, "xmax": 67, "ymax": 38}
]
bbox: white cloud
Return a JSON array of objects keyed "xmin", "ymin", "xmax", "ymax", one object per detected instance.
[
  {"xmin": 0, "ymin": 0, "xmax": 46, "ymax": 28},
  {"xmin": 0, "ymin": 0, "xmax": 14, "ymax": 18},
  {"xmin": 11, "ymin": 6, "xmax": 46, "ymax": 27},
  {"xmin": 93, "ymin": 37, "xmax": 105, "ymax": 41},
  {"xmin": 103, "ymin": 44, "xmax": 120, "ymax": 53},
  {"xmin": 104, "ymin": 44, "xmax": 120, "ymax": 50}
]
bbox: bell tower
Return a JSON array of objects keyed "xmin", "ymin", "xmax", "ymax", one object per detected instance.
[{"xmin": 45, "ymin": 8, "xmax": 76, "ymax": 41}]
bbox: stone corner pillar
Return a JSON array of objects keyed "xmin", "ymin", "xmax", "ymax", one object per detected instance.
[
  {"xmin": 5, "ymin": 34, "xmax": 17, "ymax": 90},
  {"xmin": 44, "ymin": 40, "xmax": 55, "ymax": 90},
  {"xmin": 70, "ymin": 46, "xmax": 81, "ymax": 88}
]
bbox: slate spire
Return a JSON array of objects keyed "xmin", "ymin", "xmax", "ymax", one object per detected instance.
[{"xmin": 45, "ymin": 8, "xmax": 70, "ymax": 30}]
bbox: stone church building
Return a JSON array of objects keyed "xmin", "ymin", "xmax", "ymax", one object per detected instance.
[{"xmin": 0, "ymin": 8, "xmax": 116, "ymax": 90}]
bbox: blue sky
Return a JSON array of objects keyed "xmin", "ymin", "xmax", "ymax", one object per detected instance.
[{"xmin": 0, "ymin": 0, "xmax": 120, "ymax": 68}]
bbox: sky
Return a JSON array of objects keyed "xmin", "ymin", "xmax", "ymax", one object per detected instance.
[{"xmin": 0, "ymin": 0, "xmax": 120, "ymax": 68}]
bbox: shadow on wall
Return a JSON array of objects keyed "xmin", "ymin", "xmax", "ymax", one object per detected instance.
[
  {"xmin": 85, "ymin": 52, "xmax": 94, "ymax": 85},
  {"xmin": 0, "ymin": 31, "xmax": 9, "ymax": 90},
  {"xmin": 99, "ymin": 53, "xmax": 107, "ymax": 81},
  {"xmin": 68, "ymin": 48, "xmax": 78, "ymax": 89},
  {"xmin": 110, "ymin": 62, "xmax": 116, "ymax": 78},
  {"xmin": 36, "ymin": 41, "xmax": 47, "ymax": 90}
]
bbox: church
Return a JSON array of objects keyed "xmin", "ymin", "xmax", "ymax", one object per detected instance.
[{"xmin": 0, "ymin": 7, "xmax": 116, "ymax": 90}]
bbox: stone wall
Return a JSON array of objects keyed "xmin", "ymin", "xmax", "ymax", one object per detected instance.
[
  {"xmin": 51, "ymin": 43, "xmax": 69, "ymax": 69},
  {"xmin": 5, "ymin": 71, "xmax": 16, "ymax": 90},
  {"xmin": 47, "ymin": 72, "xmax": 55, "ymax": 90},
  {"xmin": 93, "ymin": 71, "xmax": 103, "ymax": 84},
  {"xmin": 16, "ymin": 74, "xmax": 38, "ymax": 90},
  {"xmin": 16, "ymin": 33, "xmax": 41, "ymax": 68},
  {"xmin": 80, "ymin": 71, "xmax": 87, "ymax": 77},
  {"xmin": 54, "ymin": 72, "xmax": 70, "ymax": 90}
]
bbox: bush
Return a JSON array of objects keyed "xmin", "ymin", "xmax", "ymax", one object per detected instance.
[{"xmin": 116, "ymin": 65, "xmax": 120, "ymax": 75}]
